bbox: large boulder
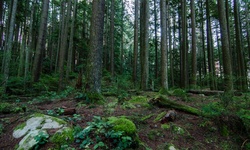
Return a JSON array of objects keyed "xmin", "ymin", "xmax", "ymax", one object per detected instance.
[{"xmin": 13, "ymin": 113, "xmax": 70, "ymax": 150}]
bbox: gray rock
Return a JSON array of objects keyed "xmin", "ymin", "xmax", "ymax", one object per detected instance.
[
  {"xmin": 13, "ymin": 114, "xmax": 68, "ymax": 150},
  {"xmin": 17, "ymin": 130, "xmax": 48, "ymax": 150}
]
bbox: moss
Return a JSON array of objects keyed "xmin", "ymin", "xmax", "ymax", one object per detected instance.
[
  {"xmin": 14, "ymin": 122, "xmax": 26, "ymax": 131},
  {"xmin": 49, "ymin": 116, "xmax": 67, "ymax": 125},
  {"xmin": 154, "ymin": 111, "xmax": 167, "ymax": 122},
  {"xmin": 172, "ymin": 125, "xmax": 185, "ymax": 135},
  {"xmin": 141, "ymin": 114, "xmax": 154, "ymax": 121},
  {"xmin": 50, "ymin": 127, "xmax": 74, "ymax": 145},
  {"xmin": 32, "ymin": 113, "xmax": 67, "ymax": 125},
  {"xmin": 108, "ymin": 117, "xmax": 137, "ymax": 135},
  {"xmin": 161, "ymin": 124, "xmax": 171, "ymax": 130},
  {"xmin": 129, "ymin": 96, "xmax": 150, "ymax": 108}
]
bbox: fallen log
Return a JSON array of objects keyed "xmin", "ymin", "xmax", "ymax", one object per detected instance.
[
  {"xmin": 187, "ymin": 90, "xmax": 242, "ymax": 96},
  {"xmin": 149, "ymin": 95, "xmax": 203, "ymax": 116}
]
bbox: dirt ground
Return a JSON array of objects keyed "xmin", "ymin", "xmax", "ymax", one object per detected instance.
[{"xmin": 0, "ymin": 91, "xmax": 246, "ymax": 150}]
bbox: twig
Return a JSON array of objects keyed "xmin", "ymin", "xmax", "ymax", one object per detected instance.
[{"xmin": 241, "ymin": 139, "xmax": 249, "ymax": 150}]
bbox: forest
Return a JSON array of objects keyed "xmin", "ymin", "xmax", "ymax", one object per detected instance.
[{"xmin": 0, "ymin": 0, "xmax": 250, "ymax": 149}]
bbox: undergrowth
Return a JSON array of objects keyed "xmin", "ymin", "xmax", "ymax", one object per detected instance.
[{"xmin": 74, "ymin": 116, "xmax": 137, "ymax": 150}]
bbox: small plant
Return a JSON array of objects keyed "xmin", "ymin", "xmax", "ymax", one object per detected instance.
[
  {"xmin": 0, "ymin": 124, "xmax": 3, "ymax": 135},
  {"xmin": 34, "ymin": 131, "xmax": 49, "ymax": 150},
  {"xmin": 56, "ymin": 108, "xmax": 65, "ymax": 115}
]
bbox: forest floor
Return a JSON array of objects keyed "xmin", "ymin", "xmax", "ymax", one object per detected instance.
[{"xmin": 0, "ymin": 91, "xmax": 247, "ymax": 150}]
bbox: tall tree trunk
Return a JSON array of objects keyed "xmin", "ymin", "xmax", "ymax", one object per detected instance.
[
  {"xmin": 32, "ymin": 0, "xmax": 49, "ymax": 82},
  {"xmin": 234, "ymin": 0, "xmax": 247, "ymax": 91},
  {"xmin": 85, "ymin": 0, "xmax": 105, "ymax": 93},
  {"xmin": 110, "ymin": 0, "xmax": 114, "ymax": 76},
  {"xmin": 58, "ymin": 0, "xmax": 72, "ymax": 90},
  {"xmin": 25, "ymin": 0, "xmax": 35, "ymax": 80},
  {"xmin": 153, "ymin": 0, "xmax": 158, "ymax": 79},
  {"xmin": 180, "ymin": 0, "xmax": 188, "ymax": 88},
  {"xmin": 0, "ymin": 0, "xmax": 3, "ymax": 50},
  {"xmin": 199, "ymin": 0, "xmax": 207, "ymax": 86},
  {"xmin": 58, "ymin": 0, "xmax": 71, "ymax": 91},
  {"xmin": 218, "ymin": 0, "xmax": 233, "ymax": 92},
  {"xmin": 160, "ymin": 0, "xmax": 168, "ymax": 90},
  {"xmin": 133, "ymin": 0, "xmax": 139, "ymax": 86},
  {"xmin": 246, "ymin": 3, "xmax": 250, "ymax": 61},
  {"xmin": 190, "ymin": 0, "xmax": 197, "ymax": 87},
  {"xmin": 225, "ymin": 0, "xmax": 232, "ymax": 59},
  {"xmin": 120, "ymin": 0, "xmax": 124, "ymax": 74},
  {"xmin": 206, "ymin": 0, "xmax": 216, "ymax": 90},
  {"xmin": 2, "ymin": 0, "xmax": 18, "ymax": 92},
  {"xmin": 66, "ymin": 0, "xmax": 77, "ymax": 80},
  {"xmin": 140, "ymin": 0, "xmax": 149, "ymax": 90},
  {"xmin": 170, "ymin": 13, "xmax": 176, "ymax": 87}
]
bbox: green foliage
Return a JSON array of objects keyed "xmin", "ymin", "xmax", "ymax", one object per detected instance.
[
  {"xmin": 237, "ymin": 109, "xmax": 250, "ymax": 135},
  {"xmin": 33, "ymin": 74, "xmax": 59, "ymax": 92},
  {"xmin": 46, "ymin": 107, "xmax": 65, "ymax": 116},
  {"xmin": 5, "ymin": 77, "xmax": 27, "ymax": 95},
  {"xmin": 32, "ymin": 86, "xmax": 75, "ymax": 103},
  {"xmin": 34, "ymin": 131, "xmax": 49, "ymax": 150},
  {"xmin": 0, "ymin": 102, "xmax": 25, "ymax": 114},
  {"xmin": 0, "ymin": 124, "xmax": 3, "ymax": 135},
  {"xmin": 74, "ymin": 116, "xmax": 137, "ymax": 150},
  {"xmin": 202, "ymin": 102, "xmax": 224, "ymax": 117}
]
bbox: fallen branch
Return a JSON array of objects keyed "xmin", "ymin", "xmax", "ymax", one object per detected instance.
[{"xmin": 149, "ymin": 95, "xmax": 203, "ymax": 116}]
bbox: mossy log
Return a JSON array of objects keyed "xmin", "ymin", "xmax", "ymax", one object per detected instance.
[
  {"xmin": 149, "ymin": 95, "xmax": 203, "ymax": 116},
  {"xmin": 187, "ymin": 90, "xmax": 242, "ymax": 96}
]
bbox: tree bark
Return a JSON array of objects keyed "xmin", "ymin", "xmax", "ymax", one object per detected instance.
[
  {"xmin": 66, "ymin": 0, "xmax": 77, "ymax": 80},
  {"xmin": 32, "ymin": 0, "xmax": 49, "ymax": 82},
  {"xmin": 110, "ymin": 0, "xmax": 115, "ymax": 76},
  {"xmin": 140, "ymin": 0, "xmax": 149, "ymax": 90},
  {"xmin": 218, "ymin": 0, "xmax": 234, "ymax": 93},
  {"xmin": 85, "ymin": 0, "xmax": 105, "ymax": 93},
  {"xmin": 0, "ymin": 0, "xmax": 3, "ymax": 50},
  {"xmin": 234, "ymin": 0, "xmax": 247, "ymax": 91},
  {"xmin": 133, "ymin": 0, "xmax": 139, "ymax": 86},
  {"xmin": 58, "ymin": 0, "xmax": 72, "ymax": 90},
  {"xmin": 25, "ymin": 0, "xmax": 35, "ymax": 80},
  {"xmin": 190, "ymin": 0, "xmax": 197, "ymax": 87},
  {"xmin": 2, "ymin": 0, "xmax": 18, "ymax": 92},
  {"xmin": 206, "ymin": 0, "xmax": 216, "ymax": 90},
  {"xmin": 180, "ymin": 0, "xmax": 188, "ymax": 88},
  {"xmin": 160, "ymin": 0, "xmax": 168, "ymax": 90},
  {"xmin": 154, "ymin": 0, "xmax": 158, "ymax": 79}
]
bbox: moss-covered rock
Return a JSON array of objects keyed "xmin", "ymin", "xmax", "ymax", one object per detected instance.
[
  {"xmin": 108, "ymin": 117, "xmax": 137, "ymax": 135},
  {"xmin": 13, "ymin": 113, "xmax": 69, "ymax": 150}
]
